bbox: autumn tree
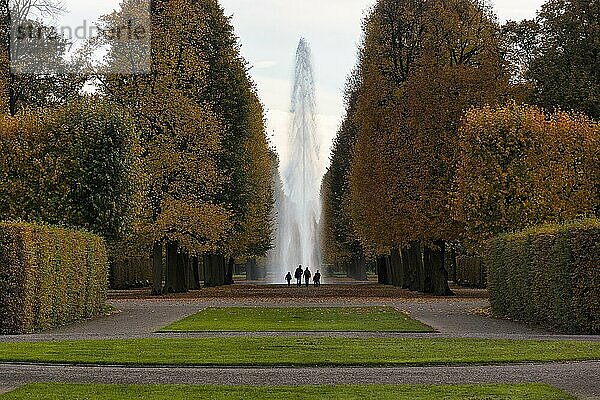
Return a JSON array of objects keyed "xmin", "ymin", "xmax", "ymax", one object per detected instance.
[
  {"xmin": 501, "ymin": 19, "xmax": 540, "ymax": 85},
  {"xmin": 101, "ymin": 0, "xmax": 226, "ymax": 292},
  {"xmin": 530, "ymin": 0, "xmax": 600, "ymax": 119},
  {"xmin": 503, "ymin": 0, "xmax": 600, "ymax": 119},
  {"xmin": 454, "ymin": 103, "xmax": 600, "ymax": 246},
  {"xmin": 0, "ymin": 98, "xmax": 138, "ymax": 239},
  {"xmin": 322, "ymin": 67, "xmax": 367, "ymax": 280},
  {"xmin": 350, "ymin": 0, "xmax": 427, "ymax": 254},
  {"xmin": 102, "ymin": 0, "xmax": 273, "ymax": 292},
  {"xmin": 349, "ymin": 0, "xmax": 430, "ymax": 291},
  {"xmin": 347, "ymin": 0, "xmax": 509, "ymax": 294},
  {"xmin": 0, "ymin": 0, "xmax": 86, "ymax": 115},
  {"xmin": 228, "ymin": 92, "xmax": 275, "ymax": 274}
]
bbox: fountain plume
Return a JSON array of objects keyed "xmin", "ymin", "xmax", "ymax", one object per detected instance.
[{"xmin": 270, "ymin": 38, "xmax": 322, "ymax": 281}]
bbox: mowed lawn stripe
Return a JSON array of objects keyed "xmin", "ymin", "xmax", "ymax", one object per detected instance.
[
  {"xmin": 160, "ymin": 307, "xmax": 434, "ymax": 332},
  {"xmin": 0, "ymin": 383, "xmax": 576, "ymax": 400},
  {"xmin": 0, "ymin": 338, "xmax": 599, "ymax": 366}
]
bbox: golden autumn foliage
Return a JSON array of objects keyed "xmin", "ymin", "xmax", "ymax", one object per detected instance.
[
  {"xmin": 321, "ymin": 67, "xmax": 365, "ymax": 266},
  {"xmin": 350, "ymin": 0, "xmax": 510, "ymax": 250},
  {"xmin": 332, "ymin": 0, "xmax": 512, "ymax": 294},
  {"xmin": 0, "ymin": 99, "xmax": 138, "ymax": 240},
  {"xmin": 101, "ymin": 0, "xmax": 274, "ymax": 290},
  {"xmin": 229, "ymin": 93, "xmax": 275, "ymax": 260},
  {"xmin": 454, "ymin": 103, "xmax": 600, "ymax": 246},
  {"xmin": 132, "ymin": 96, "xmax": 231, "ymax": 255},
  {"xmin": 104, "ymin": 0, "xmax": 262, "ymax": 257}
]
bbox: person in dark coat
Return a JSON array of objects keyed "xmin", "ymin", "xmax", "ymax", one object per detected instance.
[
  {"xmin": 285, "ymin": 272, "xmax": 293, "ymax": 286},
  {"xmin": 303, "ymin": 267, "xmax": 312, "ymax": 288},
  {"xmin": 294, "ymin": 265, "xmax": 303, "ymax": 287},
  {"xmin": 313, "ymin": 270, "xmax": 321, "ymax": 287}
]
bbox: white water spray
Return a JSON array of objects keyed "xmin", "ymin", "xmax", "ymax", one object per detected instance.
[{"xmin": 270, "ymin": 38, "xmax": 322, "ymax": 282}]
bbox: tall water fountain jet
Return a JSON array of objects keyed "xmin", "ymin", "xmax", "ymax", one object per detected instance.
[{"xmin": 271, "ymin": 38, "xmax": 322, "ymax": 281}]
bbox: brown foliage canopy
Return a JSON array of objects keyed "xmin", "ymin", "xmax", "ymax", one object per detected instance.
[{"xmin": 349, "ymin": 0, "xmax": 510, "ymax": 253}]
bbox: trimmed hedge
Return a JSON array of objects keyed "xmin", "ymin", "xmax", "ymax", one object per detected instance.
[
  {"xmin": 0, "ymin": 222, "xmax": 108, "ymax": 334},
  {"xmin": 487, "ymin": 219, "xmax": 600, "ymax": 334}
]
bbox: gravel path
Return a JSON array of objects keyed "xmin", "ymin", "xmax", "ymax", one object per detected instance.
[
  {"xmin": 0, "ymin": 362, "xmax": 598, "ymax": 399},
  {"xmin": 1, "ymin": 298, "xmax": 599, "ymax": 342},
  {"xmin": 1, "ymin": 284, "xmax": 599, "ymax": 398}
]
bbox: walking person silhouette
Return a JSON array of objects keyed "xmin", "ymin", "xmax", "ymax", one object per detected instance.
[
  {"xmin": 313, "ymin": 270, "xmax": 321, "ymax": 287},
  {"xmin": 303, "ymin": 267, "xmax": 312, "ymax": 288},
  {"xmin": 294, "ymin": 265, "xmax": 303, "ymax": 287}
]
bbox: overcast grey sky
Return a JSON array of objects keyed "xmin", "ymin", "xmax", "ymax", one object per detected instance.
[{"xmin": 58, "ymin": 0, "xmax": 546, "ymax": 171}]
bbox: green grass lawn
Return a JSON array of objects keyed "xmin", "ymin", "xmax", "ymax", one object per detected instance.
[
  {"xmin": 1, "ymin": 337, "xmax": 599, "ymax": 367},
  {"xmin": 160, "ymin": 307, "xmax": 434, "ymax": 332},
  {"xmin": 0, "ymin": 383, "xmax": 576, "ymax": 400}
]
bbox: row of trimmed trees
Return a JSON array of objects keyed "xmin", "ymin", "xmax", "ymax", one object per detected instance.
[
  {"xmin": 103, "ymin": 0, "xmax": 275, "ymax": 293},
  {"xmin": 0, "ymin": 0, "xmax": 276, "ymax": 293},
  {"xmin": 322, "ymin": 0, "xmax": 600, "ymax": 295}
]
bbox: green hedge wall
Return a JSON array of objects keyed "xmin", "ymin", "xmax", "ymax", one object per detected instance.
[
  {"xmin": 487, "ymin": 219, "xmax": 600, "ymax": 334},
  {"xmin": 0, "ymin": 222, "xmax": 108, "ymax": 335}
]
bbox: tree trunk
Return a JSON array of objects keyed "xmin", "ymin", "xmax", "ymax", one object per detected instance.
[
  {"xmin": 377, "ymin": 256, "xmax": 388, "ymax": 285},
  {"xmin": 356, "ymin": 255, "xmax": 367, "ymax": 281},
  {"xmin": 163, "ymin": 241, "xmax": 178, "ymax": 294},
  {"xmin": 347, "ymin": 256, "xmax": 362, "ymax": 281},
  {"xmin": 422, "ymin": 245, "xmax": 434, "ymax": 294},
  {"xmin": 189, "ymin": 256, "xmax": 200, "ymax": 290},
  {"xmin": 204, "ymin": 254, "xmax": 226, "ymax": 287},
  {"xmin": 387, "ymin": 253, "xmax": 397, "ymax": 286},
  {"xmin": 450, "ymin": 245, "xmax": 457, "ymax": 283},
  {"xmin": 385, "ymin": 255, "xmax": 393, "ymax": 285},
  {"xmin": 225, "ymin": 257, "xmax": 235, "ymax": 285},
  {"xmin": 234, "ymin": 263, "xmax": 243, "ymax": 276},
  {"xmin": 151, "ymin": 242, "xmax": 163, "ymax": 295},
  {"xmin": 203, "ymin": 254, "xmax": 212, "ymax": 287},
  {"xmin": 407, "ymin": 241, "xmax": 423, "ymax": 292},
  {"xmin": 346, "ymin": 261, "xmax": 353, "ymax": 280},
  {"xmin": 401, "ymin": 247, "xmax": 411, "ymax": 289},
  {"xmin": 182, "ymin": 252, "xmax": 190, "ymax": 291},
  {"xmin": 198, "ymin": 256, "xmax": 205, "ymax": 283},
  {"xmin": 246, "ymin": 259, "xmax": 257, "ymax": 281},
  {"xmin": 390, "ymin": 248, "xmax": 404, "ymax": 288},
  {"xmin": 163, "ymin": 248, "xmax": 187, "ymax": 294},
  {"xmin": 174, "ymin": 251, "xmax": 188, "ymax": 293},
  {"xmin": 218, "ymin": 254, "xmax": 226, "ymax": 284},
  {"xmin": 424, "ymin": 240, "xmax": 453, "ymax": 296},
  {"xmin": 383, "ymin": 255, "xmax": 392, "ymax": 285},
  {"xmin": 164, "ymin": 242, "xmax": 188, "ymax": 294}
]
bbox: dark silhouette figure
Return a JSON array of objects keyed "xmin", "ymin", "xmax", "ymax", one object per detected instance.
[
  {"xmin": 313, "ymin": 270, "xmax": 321, "ymax": 287},
  {"xmin": 294, "ymin": 265, "xmax": 303, "ymax": 287},
  {"xmin": 304, "ymin": 267, "xmax": 312, "ymax": 287},
  {"xmin": 285, "ymin": 272, "xmax": 292, "ymax": 286}
]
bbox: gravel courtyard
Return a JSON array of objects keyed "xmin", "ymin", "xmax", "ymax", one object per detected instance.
[{"xmin": 1, "ymin": 283, "xmax": 599, "ymax": 399}]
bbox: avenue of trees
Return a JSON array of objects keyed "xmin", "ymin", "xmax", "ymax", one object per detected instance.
[
  {"xmin": 0, "ymin": 0, "xmax": 275, "ymax": 293},
  {"xmin": 322, "ymin": 0, "xmax": 600, "ymax": 295}
]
